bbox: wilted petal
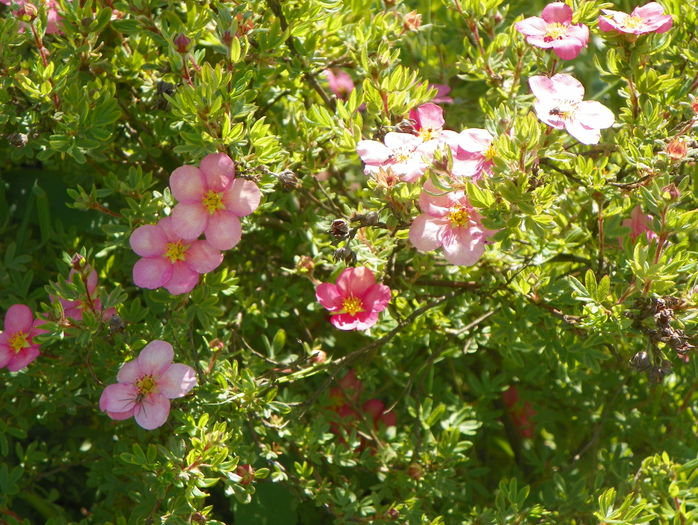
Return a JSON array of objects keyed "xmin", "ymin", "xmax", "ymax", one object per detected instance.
[
  {"xmin": 4, "ymin": 304, "xmax": 33, "ymax": 334},
  {"xmin": 186, "ymin": 241, "xmax": 223, "ymax": 274},
  {"xmin": 409, "ymin": 215, "xmax": 445, "ymax": 252},
  {"xmin": 163, "ymin": 262, "xmax": 199, "ymax": 295},
  {"xmin": 171, "ymin": 202, "xmax": 209, "ymax": 240},
  {"xmin": 541, "ymin": 2, "xmax": 573, "ymax": 23},
  {"xmin": 100, "ymin": 383, "xmax": 138, "ymax": 414},
  {"xmin": 170, "ymin": 165, "xmax": 205, "ymax": 202},
  {"xmin": 133, "ymin": 257, "xmax": 172, "ymax": 289},
  {"xmin": 138, "ymin": 340, "xmax": 174, "ymax": 376},
  {"xmin": 205, "ymin": 211, "xmax": 242, "ymax": 251},
  {"xmin": 200, "ymin": 153, "xmax": 235, "ymax": 192},
  {"xmin": 130, "ymin": 224, "xmax": 168, "ymax": 257},
  {"xmin": 316, "ymin": 283, "xmax": 344, "ymax": 311},
  {"xmin": 134, "ymin": 394, "xmax": 171, "ymax": 430},
  {"xmin": 336, "ymin": 267, "xmax": 376, "ymax": 298},
  {"xmin": 159, "ymin": 363, "xmax": 197, "ymax": 398},
  {"xmin": 223, "ymin": 178, "xmax": 261, "ymax": 217}
]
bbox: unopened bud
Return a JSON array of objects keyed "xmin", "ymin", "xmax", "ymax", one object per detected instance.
[
  {"xmin": 296, "ymin": 255, "xmax": 314, "ymax": 274},
  {"xmin": 236, "ymin": 464, "xmax": 255, "ymax": 486},
  {"xmin": 209, "ymin": 338, "xmax": 225, "ymax": 352},
  {"xmin": 630, "ymin": 350, "xmax": 651, "ymax": 371},
  {"xmin": 277, "ymin": 170, "xmax": 299, "ymax": 191},
  {"xmin": 330, "ymin": 219, "xmax": 349, "ymax": 239},
  {"xmin": 71, "ymin": 253, "xmax": 87, "ymax": 270},
  {"xmin": 661, "ymin": 183, "xmax": 680, "ymax": 201},
  {"xmin": 18, "ymin": 3, "xmax": 38, "ymax": 20},
  {"xmin": 221, "ymin": 30, "xmax": 233, "ymax": 47},
  {"xmin": 387, "ymin": 508, "xmax": 399, "ymax": 519},
  {"xmin": 333, "ymin": 246, "xmax": 356, "ymax": 265},
  {"xmin": 191, "ymin": 512, "xmax": 206, "ymax": 524},
  {"xmin": 692, "ymin": 99, "xmax": 698, "ymax": 114},
  {"xmin": 666, "ymin": 138, "xmax": 688, "ymax": 161},
  {"xmin": 403, "ymin": 10, "xmax": 422, "ymax": 31},
  {"xmin": 310, "ymin": 350, "xmax": 327, "ymax": 364},
  {"xmin": 174, "ymin": 33, "xmax": 191, "ymax": 54}
]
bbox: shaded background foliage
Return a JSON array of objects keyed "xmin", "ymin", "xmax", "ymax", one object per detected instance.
[{"xmin": 0, "ymin": 0, "xmax": 697, "ymax": 523}]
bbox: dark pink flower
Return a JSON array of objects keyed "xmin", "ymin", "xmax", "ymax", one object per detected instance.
[
  {"xmin": 356, "ymin": 132, "xmax": 435, "ymax": 182},
  {"xmin": 316, "ymin": 267, "xmax": 391, "ymax": 331},
  {"xmin": 429, "ymin": 84, "xmax": 453, "ymax": 104},
  {"xmin": 622, "ymin": 205, "xmax": 658, "ymax": 242},
  {"xmin": 99, "ymin": 340, "xmax": 197, "ymax": 430},
  {"xmin": 323, "ymin": 69, "xmax": 355, "ymax": 100},
  {"xmin": 502, "ymin": 386, "xmax": 536, "ymax": 438},
  {"xmin": 409, "ymin": 181, "xmax": 494, "ymax": 266},
  {"xmin": 130, "ymin": 216, "xmax": 223, "ymax": 295},
  {"xmin": 529, "ymin": 74, "xmax": 615, "ymax": 145},
  {"xmin": 0, "ymin": 304, "xmax": 45, "ymax": 371},
  {"xmin": 598, "ymin": 2, "xmax": 672, "ymax": 35},
  {"xmin": 170, "ymin": 153, "xmax": 261, "ymax": 251},
  {"xmin": 515, "ymin": 2, "xmax": 589, "ymax": 60}
]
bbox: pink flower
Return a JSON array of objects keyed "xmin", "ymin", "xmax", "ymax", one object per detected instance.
[
  {"xmin": 598, "ymin": 2, "xmax": 672, "ymax": 35},
  {"xmin": 356, "ymin": 132, "xmax": 435, "ymax": 182},
  {"xmin": 0, "ymin": 304, "xmax": 45, "ymax": 371},
  {"xmin": 130, "ymin": 216, "xmax": 223, "ymax": 295},
  {"xmin": 502, "ymin": 386, "xmax": 536, "ymax": 438},
  {"xmin": 54, "ymin": 268, "xmax": 116, "ymax": 321},
  {"xmin": 170, "ymin": 153, "xmax": 261, "ymax": 251},
  {"xmin": 448, "ymin": 128, "xmax": 496, "ymax": 180},
  {"xmin": 429, "ymin": 84, "xmax": 453, "ymax": 104},
  {"xmin": 622, "ymin": 205, "xmax": 658, "ymax": 241},
  {"xmin": 316, "ymin": 267, "xmax": 391, "ymax": 331},
  {"xmin": 323, "ymin": 69, "xmax": 355, "ymax": 100},
  {"xmin": 409, "ymin": 103, "xmax": 446, "ymax": 142},
  {"xmin": 529, "ymin": 74, "xmax": 615, "ymax": 145},
  {"xmin": 3, "ymin": 0, "xmax": 65, "ymax": 34},
  {"xmin": 515, "ymin": 2, "xmax": 590, "ymax": 60},
  {"xmin": 409, "ymin": 181, "xmax": 494, "ymax": 265},
  {"xmin": 99, "ymin": 340, "xmax": 197, "ymax": 430}
]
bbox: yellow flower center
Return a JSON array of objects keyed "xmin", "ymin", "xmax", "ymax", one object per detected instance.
[
  {"xmin": 545, "ymin": 22, "xmax": 568, "ymax": 40},
  {"xmin": 136, "ymin": 375, "xmax": 157, "ymax": 395},
  {"xmin": 449, "ymin": 207, "xmax": 470, "ymax": 228},
  {"xmin": 9, "ymin": 332, "xmax": 29, "ymax": 353},
  {"xmin": 202, "ymin": 190, "xmax": 225, "ymax": 215},
  {"xmin": 623, "ymin": 15, "xmax": 643, "ymax": 30},
  {"xmin": 484, "ymin": 145, "xmax": 496, "ymax": 161},
  {"xmin": 342, "ymin": 296, "xmax": 364, "ymax": 316},
  {"xmin": 419, "ymin": 128, "xmax": 436, "ymax": 142},
  {"xmin": 165, "ymin": 241, "xmax": 188, "ymax": 263}
]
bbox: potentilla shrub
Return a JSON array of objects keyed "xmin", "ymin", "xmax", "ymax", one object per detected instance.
[{"xmin": 0, "ymin": 0, "xmax": 697, "ymax": 524}]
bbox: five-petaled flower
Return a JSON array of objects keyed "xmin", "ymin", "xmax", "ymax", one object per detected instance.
[
  {"xmin": 170, "ymin": 152, "xmax": 261, "ymax": 251},
  {"xmin": 130, "ymin": 216, "xmax": 224, "ymax": 295},
  {"xmin": 408, "ymin": 103, "xmax": 447, "ymax": 143},
  {"xmin": 447, "ymin": 128, "xmax": 497, "ymax": 180},
  {"xmin": 99, "ymin": 340, "xmax": 197, "ymax": 430},
  {"xmin": 0, "ymin": 304, "xmax": 45, "ymax": 372},
  {"xmin": 409, "ymin": 181, "xmax": 495, "ymax": 266},
  {"xmin": 356, "ymin": 132, "xmax": 436, "ymax": 182},
  {"xmin": 316, "ymin": 267, "xmax": 391, "ymax": 331},
  {"xmin": 529, "ymin": 73, "xmax": 615, "ymax": 145},
  {"xmin": 515, "ymin": 2, "xmax": 590, "ymax": 60},
  {"xmin": 598, "ymin": 2, "xmax": 672, "ymax": 35}
]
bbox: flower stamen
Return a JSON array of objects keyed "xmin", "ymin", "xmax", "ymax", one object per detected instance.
[
  {"xmin": 449, "ymin": 207, "xmax": 470, "ymax": 228},
  {"xmin": 165, "ymin": 241, "xmax": 188, "ymax": 263},
  {"xmin": 202, "ymin": 190, "xmax": 225, "ymax": 215},
  {"xmin": 136, "ymin": 375, "xmax": 157, "ymax": 395},
  {"xmin": 9, "ymin": 332, "xmax": 29, "ymax": 353},
  {"xmin": 342, "ymin": 296, "xmax": 364, "ymax": 316}
]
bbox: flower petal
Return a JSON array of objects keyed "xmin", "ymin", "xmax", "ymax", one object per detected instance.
[
  {"xmin": 200, "ymin": 153, "xmax": 235, "ymax": 192},
  {"xmin": 7, "ymin": 347, "xmax": 40, "ymax": 371},
  {"xmin": 575, "ymin": 101, "xmax": 615, "ymax": 129},
  {"xmin": 163, "ymin": 262, "xmax": 200, "ymax": 295},
  {"xmin": 515, "ymin": 16, "xmax": 547, "ymax": 37},
  {"xmin": 134, "ymin": 394, "xmax": 171, "ymax": 430},
  {"xmin": 441, "ymin": 228, "xmax": 486, "ymax": 266},
  {"xmin": 205, "ymin": 211, "xmax": 242, "ymax": 251},
  {"xmin": 222, "ymin": 179, "xmax": 261, "ymax": 217},
  {"xmin": 171, "ymin": 202, "xmax": 209, "ymax": 241},
  {"xmin": 336, "ymin": 267, "xmax": 376, "ymax": 298},
  {"xmin": 159, "ymin": 363, "xmax": 197, "ymax": 398},
  {"xmin": 409, "ymin": 215, "xmax": 445, "ymax": 252},
  {"xmin": 170, "ymin": 165, "xmax": 205, "ymax": 203},
  {"xmin": 0, "ymin": 345, "xmax": 12, "ymax": 369},
  {"xmin": 137, "ymin": 340, "xmax": 174, "ymax": 376},
  {"xmin": 116, "ymin": 358, "xmax": 141, "ymax": 384},
  {"xmin": 565, "ymin": 119, "xmax": 601, "ymax": 145},
  {"xmin": 409, "ymin": 103, "xmax": 444, "ymax": 130},
  {"xmin": 185, "ymin": 241, "xmax": 223, "ymax": 274},
  {"xmin": 356, "ymin": 140, "xmax": 392, "ymax": 165},
  {"xmin": 552, "ymin": 36, "xmax": 585, "ymax": 60},
  {"xmin": 129, "ymin": 224, "xmax": 168, "ymax": 257},
  {"xmin": 133, "ymin": 257, "xmax": 173, "ymax": 289},
  {"xmin": 362, "ymin": 284, "xmax": 391, "ymax": 313},
  {"xmin": 316, "ymin": 283, "xmax": 344, "ymax": 311},
  {"xmin": 383, "ymin": 132, "xmax": 421, "ymax": 151},
  {"xmin": 541, "ymin": 2, "xmax": 572, "ymax": 24},
  {"xmin": 100, "ymin": 383, "xmax": 138, "ymax": 414},
  {"xmin": 330, "ymin": 313, "xmax": 360, "ymax": 331},
  {"xmin": 4, "ymin": 304, "xmax": 33, "ymax": 334}
]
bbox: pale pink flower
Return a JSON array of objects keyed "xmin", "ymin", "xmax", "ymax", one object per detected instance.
[
  {"xmin": 170, "ymin": 153, "xmax": 261, "ymax": 250},
  {"xmin": 323, "ymin": 69, "xmax": 355, "ymax": 100},
  {"xmin": 598, "ymin": 2, "xmax": 672, "ymax": 35},
  {"xmin": 515, "ymin": 2, "xmax": 590, "ymax": 60},
  {"xmin": 356, "ymin": 132, "xmax": 435, "ymax": 182},
  {"xmin": 99, "ymin": 340, "xmax": 197, "ymax": 430},
  {"xmin": 0, "ymin": 304, "xmax": 45, "ymax": 371},
  {"xmin": 622, "ymin": 205, "xmax": 658, "ymax": 241},
  {"xmin": 130, "ymin": 216, "xmax": 223, "ymax": 295},
  {"xmin": 409, "ymin": 103, "xmax": 446, "ymax": 142},
  {"xmin": 447, "ymin": 128, "xmax": 496, "ymax": 180},
  {"xmin": 316, "ymin": 267, "xmax": 391, "ymax": 331},
  {"xmin": 429, "ymin": 84, "xmax": 453, "ymax": 104},
  {"xmin": 409, "ymin": 181, "xmax": 495, "ymax": 265},
  {"xmin": 529, "ymin": 74, "xmax": 615, "ymax": 145}
]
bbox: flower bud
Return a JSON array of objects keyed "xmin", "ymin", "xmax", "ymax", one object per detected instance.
[
  {"xmin": 666, "ymin": 138, "xmax": 687, "ymax": 161},
  {"xmin": 277, "ymin": 169, "xmax": 299, "ymax": 191},
  {"xmin": 296, "ymin": 255, "xmax": 314, "ymax": 274},
  {"xmin": 71, "ymin": 253, "xmax": 87, "ymax": 270},
  {"xmin": 333, "ymin": 246, "xmax": 356, "ymax": 265},
  {"xmin": 310, "ymin": 350, "xmax": 327, "ymax": 364},
  {"xmin": 330, "ymin": 219, "xmax": 349, "ymax": 239},
  {"xmin": 387, "ymin": 508, "xmax": 399, "ymax": 519},
  {"xmin": 630, "ymin": 350, "xmax": 650, "ymax": 371},
  {"xmin": 661, "ymin": 183, "xmax": 680, "ymax": 201},
  {"xmin": 692, "ymin": 99, "xmax": 698, "ymax": 114},
  {"xmin": 174, "ymin": 33, "xmax": 191, "ymax": 54},
  {"xmin": 18, "ymin": 3, "xmax": 38, "ymax": 20},
  {"xmin": 236, "ymin": 464, "xmax": 255, "ymax": 485},
  {"xmin": 209, "ymin": 338, "xmax": 225, "ymax": 352},
  {"xmin": 156, "ymin": 81, "xmax": 175, "ymax": 96},
  {"xmin": 403, "ymin": 10, "xmax": 422, "ymax": 31}
]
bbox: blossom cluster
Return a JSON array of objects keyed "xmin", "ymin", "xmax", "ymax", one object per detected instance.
[{"xmin": 130, "ymin": 153, "xmax": 261, "ymax": 295}]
